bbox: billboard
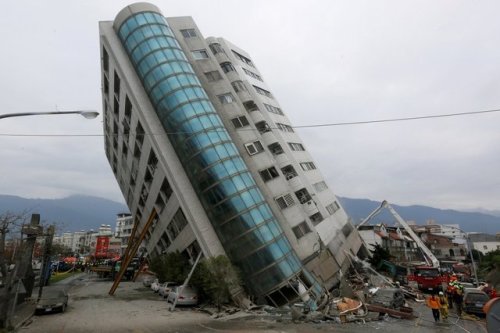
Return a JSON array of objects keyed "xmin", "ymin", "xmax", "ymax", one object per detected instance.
[{"xmin": 95, "ymin": 236, "xmax": 110, "ymax": 258}]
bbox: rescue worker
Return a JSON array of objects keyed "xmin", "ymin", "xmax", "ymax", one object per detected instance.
[
  {"xmin": 453, "ymin": 287, "xmax": 464, "ymax": 318},
  {"xmin": 446, "ymin": 283, "xmax": 454, "ymax": 309},
  {"xmin": 438, "ymin": 291, "xmax": 449, "ymax": 320},
  {"xmin": 427, "ymin": 294, "xmax": 441, "ymax": 322}
]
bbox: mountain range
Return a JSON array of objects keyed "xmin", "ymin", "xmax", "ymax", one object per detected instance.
[
  {"xmin": 338, "ymin": 197, "xmax": 500, "ymax": 234},
  {"xmin": 0, "ymin": 194, "xmax": 128, "ymax": 233},
  {"xmin": 0, "ymin": 194, "xmax": 498, "ymax": 235}
]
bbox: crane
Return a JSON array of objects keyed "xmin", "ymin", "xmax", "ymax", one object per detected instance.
[{"xmin": 357, "ymin": 200, "xmax": 440, "ymax": 268}]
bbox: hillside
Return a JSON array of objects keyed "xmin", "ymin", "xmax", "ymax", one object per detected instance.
[
  {"xmin": 1, "ymin": 194, "xmax": 498, "ymax": 235},
  {"xmin": 0, "ymin": 194, "xmax": 128, "ymax": 232},
  {"xmin": 338, "ymin": 197, "xmax": 500, "ymax": 234}
]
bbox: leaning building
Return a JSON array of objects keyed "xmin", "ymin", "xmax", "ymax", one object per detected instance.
[{"xmin": 99, "ymin": 2, "xmax": 363, "ymax": 305}]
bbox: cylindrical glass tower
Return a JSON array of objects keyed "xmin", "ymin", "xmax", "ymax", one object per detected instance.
[{"xmin": 113, "ymin": 3, "xmax": 321, "ymax": 300}]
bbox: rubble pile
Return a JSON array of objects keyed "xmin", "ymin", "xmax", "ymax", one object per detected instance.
[{"xmin": 210, "ymin": 255, "xmax": 425, "ymax": 326}]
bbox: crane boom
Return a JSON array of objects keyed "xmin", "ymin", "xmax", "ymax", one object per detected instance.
[{"xmin": 356, "ymin": 200, "xmax": 440, "ymax": 268}]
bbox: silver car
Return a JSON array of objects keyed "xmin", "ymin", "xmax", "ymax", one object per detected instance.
[{"xmin": 166, "ymin": 286, "xmax": 198, "ymax": 306}]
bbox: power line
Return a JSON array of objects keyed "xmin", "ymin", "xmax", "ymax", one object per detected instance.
[
  {"xmin": 0, "ymin": 108, "xmax": 498, "ymax": 137},
  {"xmin": 292, "ymin": 108, "xmax": 500, "ymax": 128}
]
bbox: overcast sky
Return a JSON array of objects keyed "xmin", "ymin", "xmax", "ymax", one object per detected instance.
[{"xmin": 1, "ymin": 0, "xmax": 499, "ymax": 214}]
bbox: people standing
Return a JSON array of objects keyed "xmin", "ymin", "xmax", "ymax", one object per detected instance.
[
  {"xmin": 446, "ymin": 284, "xmax": 454, "ymax": 309},
  {"xmin": 438, "ymin": 291, "xmax": 449, "ymax": 320},
  {"xmin": 453, "ymin": 288, "xmax": 464, "ymax": 318},
  {"xmin": 427, "ymin": 294, "xmax": 441, "ymax": 322}
]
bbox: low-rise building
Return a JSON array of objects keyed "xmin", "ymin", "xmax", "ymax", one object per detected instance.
[{"xmin": 469, "ymin": 233, "xmax": 500, "ymax": 255}]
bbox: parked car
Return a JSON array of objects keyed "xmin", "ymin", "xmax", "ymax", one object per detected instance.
[
  {"xmin": 166, "ymin": 286, "xmax": 198, "ymax": 306},
  {"xmin": 158, "ymin": 282, "xmax": 178, "ymax": 298},
  {"xmin": 142, "ymin": 275, "xmax": 156, "ymax": 287},
  {"xmin": 151, "ymin": 279, "xmax": 160, "ymax": 292},
  {"xmin": 35, "ymin": 288, "xmax": 69, "ymax": 314},
  {"xmin": 463, "ymin": 288, "xmax": 489, "ymax": 315},
  {"xmin": 370, "ymin": 288, "xmax": 405, "ymax": 309}
]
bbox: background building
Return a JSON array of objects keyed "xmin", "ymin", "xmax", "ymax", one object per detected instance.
[
  {"xmin": 99, "ymin": 2, "xmax": 363, "ymax": 305},
  {"xmin": 115, "ymin": 213, "xmax": 134, "ymax": 255}
]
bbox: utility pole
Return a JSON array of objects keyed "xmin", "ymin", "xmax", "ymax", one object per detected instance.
[
  {"xmin": 1, "ymin": 213, "xmax": 41, "ymax": 329},
  {"xmin": 38, "ymin": 225, "xmax": 55, "ymax": 301}
]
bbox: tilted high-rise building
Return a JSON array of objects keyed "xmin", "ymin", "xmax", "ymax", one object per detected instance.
[{"xmin": 99, "ymin": 2, "xmax": 363, "ymax": 305}]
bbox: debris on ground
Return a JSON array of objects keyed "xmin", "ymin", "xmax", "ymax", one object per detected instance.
[{"xmin": 204, "ymin": 252, "xmax": 425, "ymax": 327}]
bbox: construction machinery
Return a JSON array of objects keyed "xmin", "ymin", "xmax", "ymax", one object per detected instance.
[{"xmin": 357, "ymin": 200, "xmax": 447, "ymax": 291}]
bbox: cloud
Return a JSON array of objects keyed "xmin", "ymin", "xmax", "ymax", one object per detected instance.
[{"xmin": 0, "ymin": 0, "xmax": 499, "ymax": 212}]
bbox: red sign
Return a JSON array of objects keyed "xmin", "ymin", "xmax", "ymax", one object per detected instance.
[{"xmin": 95, "ymin": 236, "xmax": 110, "ymax": 258}]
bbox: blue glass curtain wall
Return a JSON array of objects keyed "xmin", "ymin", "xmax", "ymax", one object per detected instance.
[{"xmin": 116, "ymin": 11, "xmax": 319, "ymax": 297}]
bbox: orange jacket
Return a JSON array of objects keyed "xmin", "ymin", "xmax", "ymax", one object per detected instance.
[{"xmin": 427, "ymin": 296, "xmax": 441, "ymax": 309}]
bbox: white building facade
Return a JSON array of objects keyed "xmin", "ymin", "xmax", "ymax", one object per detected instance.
[{"xmin": 99, "ymin": 3, "xmax": 363, "ymax": 305}]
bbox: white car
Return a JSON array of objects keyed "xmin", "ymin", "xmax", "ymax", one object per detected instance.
[
  {"xmin": 166, "ymin": 286, "xmax": 199, "ymax": 306},
  {"xmin": 150, "ymin": 279, "xmax": 160, "ymax": 293},
  {"xmin": 158, "ymin": 282, "xmax": 178, "ymax": 298}
]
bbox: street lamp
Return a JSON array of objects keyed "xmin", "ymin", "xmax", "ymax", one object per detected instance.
[{"xmin": 0, "ymin": 110, "xmax": 99, "ymax": 120}]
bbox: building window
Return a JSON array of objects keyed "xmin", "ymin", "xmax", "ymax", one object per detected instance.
[
  {"xmin": 135, "ymin": 122, "xmax": 145, "ymax": 148},
  {"xmin": 103, "ymin": 76, "xmax": 109, "ymax": 95},
  {"xmin": 295, "ymin": 188, "xmax": 312, "ymax": 204},
  {"xmin": 209, "ymin": 43, "xmax": 225, "ymax": 55},
  {"xmin": 231, "ymin": 116, "xmax": 249, "ymax": 128},
  {"xmin": 231, "ymin": 80, "xmax": 247, "ymax": 93},
  {"xmin": 288, "ymin": 142, "xmax": 305, "ymax": 151},
  {"xmin": 147, "ymin": 150, "xmax": 158, "ymax": 175},
  {"xmin": 253, "ymin": 85, "xmax": 273, "ymax": 98},
  {"xmin": 292, "ymin": 221, "xmax": 312, "ymax": 239},
  {"xmin": 180, "ymin": 29, "xmax": 197, "ymax": 38},
  {"xmin": 300, "ymin": 162, "xmax": 317, "ymax": 171},
  {"xmin": 243, "ymin": 101, "xmax": 259, "ymax": 112},
  {"xmin": 124, "ymin": 95, "xmax": 132, "ymax": 123},
  {"xmin": 185, "ymin": 240, "xmax": 202, "ymax": 262},
  {"xmin": 155, "ymin": 194, "xmax": 166, "ymax": 213},
  {"xmin": 260, "ymin": 166, "xmax": 279, "ymax": 182},
  {"xmin": 313, "ymin": 181, "xmax": 328, "ymax": 192},
  {"xmin": 242, "ymin": 68, "xmax": 263, "ymax": 81},
  {"xmin": 102, "ymin": 46, "xmax": 109, "ymax": 73},
  {"xmin": 232, "ymin": 50, "xmax": 255, "ymax": 67},
  {"xmin": 113, "ymin": 96, "xmax": 119, "ymax": 116},
  {"xmin": 255, "ymin": 121, "xmax": 271, "ymax": 134},
  {"xmin": 160, "ymin": 178, "xmax": 173, "ymax": 202},
  {"xmin": 244, "ymin": 141, "xmax": 264, "ymax": 155},
  {"xmin": 113, "ymin": 70, "xmax": 120, "ymax": 97},
  {"xmin": 281, "ymin": 165, "xmax": 298, "ymax": 180},
  {"xmin": 275, "ymin": 193, "xmax": 295, "ymax": 209},
  {"xmin": 276, "ymin": 123, "xmax": 294, "ymax": 133},
  {"xmin": 483, "ymin": 245, "xmax": 488, "ymax": 250},
  {"xmin": 220, "ymin": 62, "xmax": 235, "ymax": 73},
  {"xmin": 268, "ymin": 142, "xmax": 284, "ymax": 155},
  {"xmin": 218, "ymin": 93, "xmax": 235, "ymax": 104},
  {"xmin": 310, "ymin": 212, "xmax": 324, "ymax": 226},
  {"xmin": 326, "ymin": 201, "xmax": 340, "ymax": 215},
  {"xmin": 204, "ymin": 70, "xmax": 223, "ymax": 81},
  {"xmin": 191, "ymin": 49, "xmax": 209, "ymax": 60},
  {"xmin": 160, "ymin": 231, "xmax": 171, "ymax": 248},
  {"xmin": 264, "ymin": 103, "xmax": 283, "ymax": 115},
  {"xmin": 166, "ymin": 209, "xmax": 188, "ymax": 241}
]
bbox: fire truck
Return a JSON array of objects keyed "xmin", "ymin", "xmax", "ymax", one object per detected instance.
[{"xmin": 357, "ymin": 200, "xmax": 448, "ymax": 292}]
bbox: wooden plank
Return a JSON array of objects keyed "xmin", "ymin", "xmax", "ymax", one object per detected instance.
[{"xmin": 366, "ymin": 304, "xmax": 417, "ymax": 319}]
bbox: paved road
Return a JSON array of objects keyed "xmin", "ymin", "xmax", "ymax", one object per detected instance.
[{"xmin": 21, "ymin": 274, "xmax": 488, "ymax": 333}]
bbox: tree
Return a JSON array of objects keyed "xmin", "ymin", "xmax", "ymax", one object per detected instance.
[
  {"xmin": 368, "ymin": 243, "xmax": 392, "ymax": 268},
  {"xmin": 0, "ymin": 210, "xmax": 30, "ymax": 329},
  {"xmin": 198, "ymin": 255, "xmax": 241, "ymax": 311},
  {"xmin": 149, "ymin": 251, "xmax": 190, "ymax": 284}
]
